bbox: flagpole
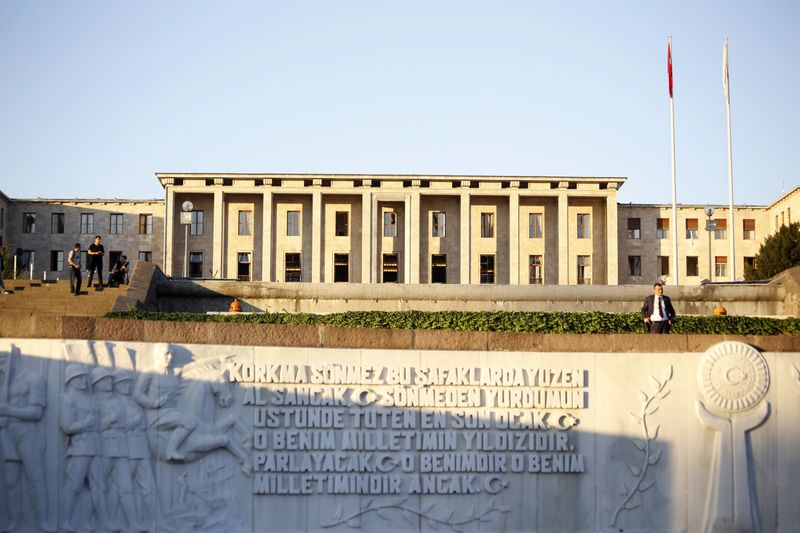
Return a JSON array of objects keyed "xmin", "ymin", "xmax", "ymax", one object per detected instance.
[
  {"xmin": 724, "ymin": 38, "xmax": 736, "ymax": 280},
  {"xmin": 669, "ymin": 36, "xmax": 679, "ymax": 286}
]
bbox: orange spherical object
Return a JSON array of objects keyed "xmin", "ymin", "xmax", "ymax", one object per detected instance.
[
  {"xmin": 713, "ymin": 304, "xmax": 727, "ymax": 316},
  {"xmin": 229, "ymin": 298, "xmax": 242, "ymax": 313}
]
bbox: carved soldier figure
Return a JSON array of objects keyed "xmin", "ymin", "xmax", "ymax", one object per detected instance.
[
  {"xmin": 60, "ymin": 363, "xmax": 112, "ymax": 532},
  {"xmin": 113, "ymin": 369, "xmax": 155, "ymax": 531},
  {"xmin": 0, "ymin": 344, "xmax": 54, "ymax": 532},
  {"xmin": 133, "ymin": 343, "xmax": 197, "ymax": 462},
  {"xmin": 93, "ymin": 367, "xmax": 146, "ymax": 532}
]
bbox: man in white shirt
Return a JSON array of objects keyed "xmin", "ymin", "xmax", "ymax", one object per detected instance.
[{"xmin": 641, "ymin": 282, "xmax": 677, "ymax": 334}]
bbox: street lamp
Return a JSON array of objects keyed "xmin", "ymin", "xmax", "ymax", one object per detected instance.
[
  {"xmin": 180, "ymin": 201, "xmax": 194, "ymax": 277},
  {"xmin": 704, "ymin": 206, "xmax": 715, "ymax": 281}
]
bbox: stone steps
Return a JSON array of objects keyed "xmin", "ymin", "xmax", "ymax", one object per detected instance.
[{"xmin": 0, "ymin": 279, "xmax": 126, "ymax": 316}]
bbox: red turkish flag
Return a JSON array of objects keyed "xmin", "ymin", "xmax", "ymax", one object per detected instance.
[{"xmin": 668, "ymin": 41, "xmax": 673, "ymax": 98}]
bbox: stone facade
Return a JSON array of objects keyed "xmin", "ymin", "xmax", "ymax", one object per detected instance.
[{"xmin": 1, "ymin": 175, "xmax": 798, "ymax": 285}]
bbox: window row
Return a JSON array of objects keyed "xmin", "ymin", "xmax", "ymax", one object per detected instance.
[
  {"xmin": 626, "ymin": 255, "xmax": 754, "ymax": 277},
  {"xmin": 14, "ymin": 250, "xmax": 152, "ymax": 271},
  {"xmin": 626, "ymin": 217, "xmax": 757, "ymax": 240},
  {"xmin": 22, "ymin": 213, "xmax": 154, "ymax": 235}
]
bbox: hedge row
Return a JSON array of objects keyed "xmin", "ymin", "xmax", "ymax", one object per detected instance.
[{"xmin": 105, "ymin": 310, "xmax": 800, "ymax": 335}]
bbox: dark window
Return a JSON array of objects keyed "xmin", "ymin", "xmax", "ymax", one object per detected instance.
[
  {"xmin": 80, "ymin": 213, "xmax": 94, "ymax": 234},
  {"xmin": 285, "ymin": 253, "xmax": 302, "ymax": 282},
  {"xmin": 529, "ymin": 213, "xmax": 543, "ymax": 238},
  {"xmin": 50, "ymin": 250, "xmax": 64, "ymax": 271},
  {"xmin": 237, "ymin": 252, "xmax": 251, "ymax": 281},
  {"xmin": 657, "ymin": 218, "xmax": 670, "ymax": 239},
  {"xmin": 432, "ymin": 212, "xmax": 445, "ymax": 238},
  {"xmin": 577, "ymin": 214, "xmax": 590, "ymax": 239},
  {"xmin": 714, "ymin": 218, "xmax": 727, "ymax": 240},
  {"xmin": 529, "ymin": 255, "xmax": 543, "ymax": 284},
  {"xmin": 139, "ymin": 214, "xmax": 153, "ymax": 235},
  {"xmin": 743, "ymin": 219, "xmax": 755, "ymax": 240},
  {"xmin": 628, "ymin": 255, "xmax": 641, "ymax": 277},
  {"xmin": 383, "ymin": 211, "xmax": 397, "ymax": 237},
  {"xmin": 333, "ymin": 254, "xmax": 349, "ymax": 282},
  {"xmin": 627, "ymin": 218, "xmax": 641, "ymax": 239},
  {"xmin": 382, "ymin": 253, "xmax": 398, "ymax": 283},
  {"xmin": 744, "ymin": 256, "xmax": 755, "ymax": 272},
  {"xmin": 190, "ymin": 211, "xmax": 204, "ymax": 235},
  {"xmin": 23, "ymin": 213, "xmax": 36, "ymax": 233},
  {"xmin": 715, "ymin": 256, "xmax": 728, "ymax": 277},
  {"xmin": 109, "ymin": 251, "xmax": 122, "ymax": 271},
  {"xmin": 577, "ymin": 255, "xmax": 591, "ymax": 284},
  {"xmin": 431, "ymin": 254, "xmax": 447, "ymax": 283},
  {"xmin": 480, "ymin": 255, "xmax": 495, "ymax": 284},
  {"xmin": 20, "ymin": 250, "xmax": 35, "ymax": 269},
  {"xmin": 189, "ymin": 252, "xmax": 203, "ymax": 277},
  {"xmin": 335, "ymin": 211, "xmax": 349, "ymax": 236},
  {"xmin": 686, "ymin": 256, "xmax": 699, "ymax": 277},
  {"xmin": 480, "ymin": 213, "xmax": 494, "ymax": 238},
  {"xmin": 110, "ymin": 213, "xmax": 124, "ymax": 235},
  {"xmin": 686, "ymin": 218, "xmax": 698, "ymax": 239},
  {"xmin": 51, "ymin": 213, "xmax": 65, "ymax": 234},
  {"xmin": 138, "ymin": 251, "xmax": 152, "ymax": 262},
  {"xmin": 658, "ymin": 256, "xmax": 670, "ymax": 276}
]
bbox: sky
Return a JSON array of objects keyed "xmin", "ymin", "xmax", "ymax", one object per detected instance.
[{"xmin": 0, "ymin": 1, "xmax": 798, "ymax": 206}]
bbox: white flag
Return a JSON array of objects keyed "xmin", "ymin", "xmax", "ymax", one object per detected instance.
[{"xmin": 723, "ymin": 38, "xmax": 730, "ymax": 103}]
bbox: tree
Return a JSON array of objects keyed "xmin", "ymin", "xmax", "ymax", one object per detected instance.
[
  {"xmin": 0, "ymin": 246, "xmax": 14, "ymax": 280},
  {"xmin": 745, "ymin": 221, "xmax": 800, "ymax": 280}
]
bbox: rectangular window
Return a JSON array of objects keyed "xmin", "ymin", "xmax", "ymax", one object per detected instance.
[
  {"xmin": 686, "ymin": 218, "xmax": 698, "ymax": 239},
  {"xmin": 189, "ymin": 252, "xmax": 203, "ymax": 278},
  {"xmin": 190, "ymin": 211, "xmax": 204, "ymax": 235},
  {"xmin": 529, "ymin": 213, "xmax": 543, "ymax": 239},
  {"xmin": 431, "ymin": 254, "xmax": 447, "ymax": 283},
  {"xmin": 237, "ymin": 252, "xmax": 251, "ymax": 281},
  {"xmin": 110, "ymin": 213, "xmax": 124, "ymax": 235},
  {"xmin": 139, "ymin": 214, "xmax": 153, "ymax": 235},
  {"xmin": 658, "ymin": 256, "xmax": 670, "ymax": 276},
  {"xmin": 138, "ymin": 251, "xmax": 152, "ymax": 262},
  {"xmin": 23, "ymin": 213, "xmax": 36, "ymax": 233},
  {"xmin": 50, "ymin": 250, "xmax": 64, "ymax": 271},
  {"xmin": 686, "ymin": 256, "xmax": 699, "ymax": 277},
  {"xmin": 80, "ymin": 213, "xmax": 94, "ymax": 234},
  {"xmin": 577, "ymin": 255, "xmax": 591, "ymax": 284},
  {"xmin": 529, "ymin": 255, "xmax": 543, "ymax": 284},
  {"xmin": 743, "ymin": 219, "xmax": 755, "ymax": 240},
  {"xmin": 335, "ymin": 211, "xmax": 349, "ymax": 237},
  {"xmin": 383, "ymin": 211, "xmax": 397, "ymax": 237},
  {"xmin": 657, "ymin": 218, "xmax": 670, "ymax": 239},
  {"xmin": 238, "ymin": 210, "xmax": 252, "ymax": 236},
  {"xmin": 715, "ymin": 256, "xmax": 728, "ymax": 277},
  {"xmin": 285, "ymin": 253, "xmax": 302, "ymax": 282},
  {"xmin": 51, "ymin": 213, "xmax": 64, "ymax": 234},
  {"xmin": 432, "ymin": 212, "xmax": 446, "ymax": 238},
  {"xmin": 382, "ymin": 253, "xmax": 399, "ymax": 283},
  {"xmin": 744, "ymin": 256, "xmax": 755, "ymax": 273},
  {"xmin": 627, "ymin": 218, "xmax": 641, "ymax": 239},
  {"xmin": 109, "ymin": 251, "xmax": 122, "ymax": 271},
  {"xmin": 789, "ymin": 207, "xmax": 792, "ymax": 223},
  {"xmin": 714, "ymin": 218, "xmax": 727, "ymax": 240},
  {"xmin": 20, "ymin": 250, "xmax": 34, "ymax": 269},
  {"xmin": 480, "ymin": 213, "xmax": 494, "ymax": 238},
  {"xmin": 286, "ymin": 211, "xmax": 300, "ymax": 237},
  {"xmin": 333, "ymin": 253, "xmax": 350, "ymax": 282},
  {"xmin": 628, "ymin": 255, "xmax": 641, "ymax": 277},
  {"xmin": 479, "ymin": 254, "xmax": 495, "ymax": 284},
  {"xmin": 577, "ymin": 214, "xmax": 590, "ymax": 239}
]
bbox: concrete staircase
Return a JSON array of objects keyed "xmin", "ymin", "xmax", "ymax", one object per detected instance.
[{"xmin": 0, "ymin": 279, "xmax": 127, "ymax": 317}]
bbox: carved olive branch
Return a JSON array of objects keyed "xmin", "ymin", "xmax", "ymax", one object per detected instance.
[
  {"xmin": 323, "ymin": 496, "xmax": 510, "ymax": 531},
  {"xmin": 610, "ymin": 364, "xmax": 673, "ymax": 527}
]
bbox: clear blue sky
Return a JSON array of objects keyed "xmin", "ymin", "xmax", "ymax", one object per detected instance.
[{"xmin": 1, "ymin": 1, "xmax": 797, "ymax": 206}]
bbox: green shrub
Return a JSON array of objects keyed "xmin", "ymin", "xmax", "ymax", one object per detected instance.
[{"xmin": 104, "ymin": 310, "xmax": 800, "ymax": 335}]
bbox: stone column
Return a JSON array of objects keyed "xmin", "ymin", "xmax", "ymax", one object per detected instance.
[
  {"xmin": 509, "ymin": 191, "xmax": 520, "ymax": 284},
  {"xmin": 261, "ymin": 191, "xmax": 272, "ymax": 282},
  {"xmin": 372, "ymin": 195, "xmax": 380, "ymax": 283},
  {"xmin": 606, "ymin": 189, "xmax": 619, "ymax": 285},
  {"xmin": 410, "ymin": 192, "xmax": 421, "ymax": 283},
  {"xmin": 403, "ymin": 194, "xmax": 411, "ymax": 283},
  {"xmin": 312, "ymin": 191, "xmax": 322, "ymax": 283},
  {"xmin": 558, "ymin": 188, "xmax": 569, "ymax": 285},
  {"xmin": 213, "ymin": 189, "xmax": 224, "ymax": 279},
  {"xmin": 164, "ymin": 186, "xmax": 175, "ymax": 276},
  {"xmin": 460, "ymin": 192, "xmax": 470, "ymax": 284},
  {"xmin": 361, "ymin": 191, "xmax": 371, "ymax": 283}
]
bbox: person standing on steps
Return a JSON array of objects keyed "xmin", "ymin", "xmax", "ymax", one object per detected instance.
[
  {"xmin": 67, "ymin": 243, "xmax": 82, "ymax": 295},
  {"xmin": 86, "ymin": 235, "xmax": 105, "ymax": 288}
]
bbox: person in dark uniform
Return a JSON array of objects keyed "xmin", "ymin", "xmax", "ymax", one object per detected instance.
[{"xmin": 86, "ymin": 236, "xmax": 105, "ymax": 288}]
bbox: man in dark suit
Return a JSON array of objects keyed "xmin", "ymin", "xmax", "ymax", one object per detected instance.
[{"xmin": 641, "ymin": 282, "xmax": 676, "ymax": 333}]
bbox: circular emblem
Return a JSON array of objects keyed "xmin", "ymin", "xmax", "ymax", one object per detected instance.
[{"xmin": 697, "ymin": 341, "xmax": 769, "ymax": 413}]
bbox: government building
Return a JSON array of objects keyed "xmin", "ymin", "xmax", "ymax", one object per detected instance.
[{"xmin": 2, "ymin": 172, "xmax": 798, "ymax": 286}]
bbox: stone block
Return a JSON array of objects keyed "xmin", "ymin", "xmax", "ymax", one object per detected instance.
[
  {"xmin": 754, "ymin": 335, "xmax": 800, "ymax": 352},
  {"xmin": 413, "ymin": 329, "xmax": 488, "ymax": 351},
  {"xmin": 321, "ymin": 326, "xmax": 413, "ymax": 350},
  {"xmin": 94, "ymin": 317, "xmax": 145, "ymax": 342},
  {"xmin": 143, "ymin": 320, "xmax": 209, "ymax": 345},
  {"xmin": 487, "ymin": 331, "xmax": 545, "ymax": 352},
  {"xmin": 60, "ymin": 316, "xmax": 96, "ymax": 340}
]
